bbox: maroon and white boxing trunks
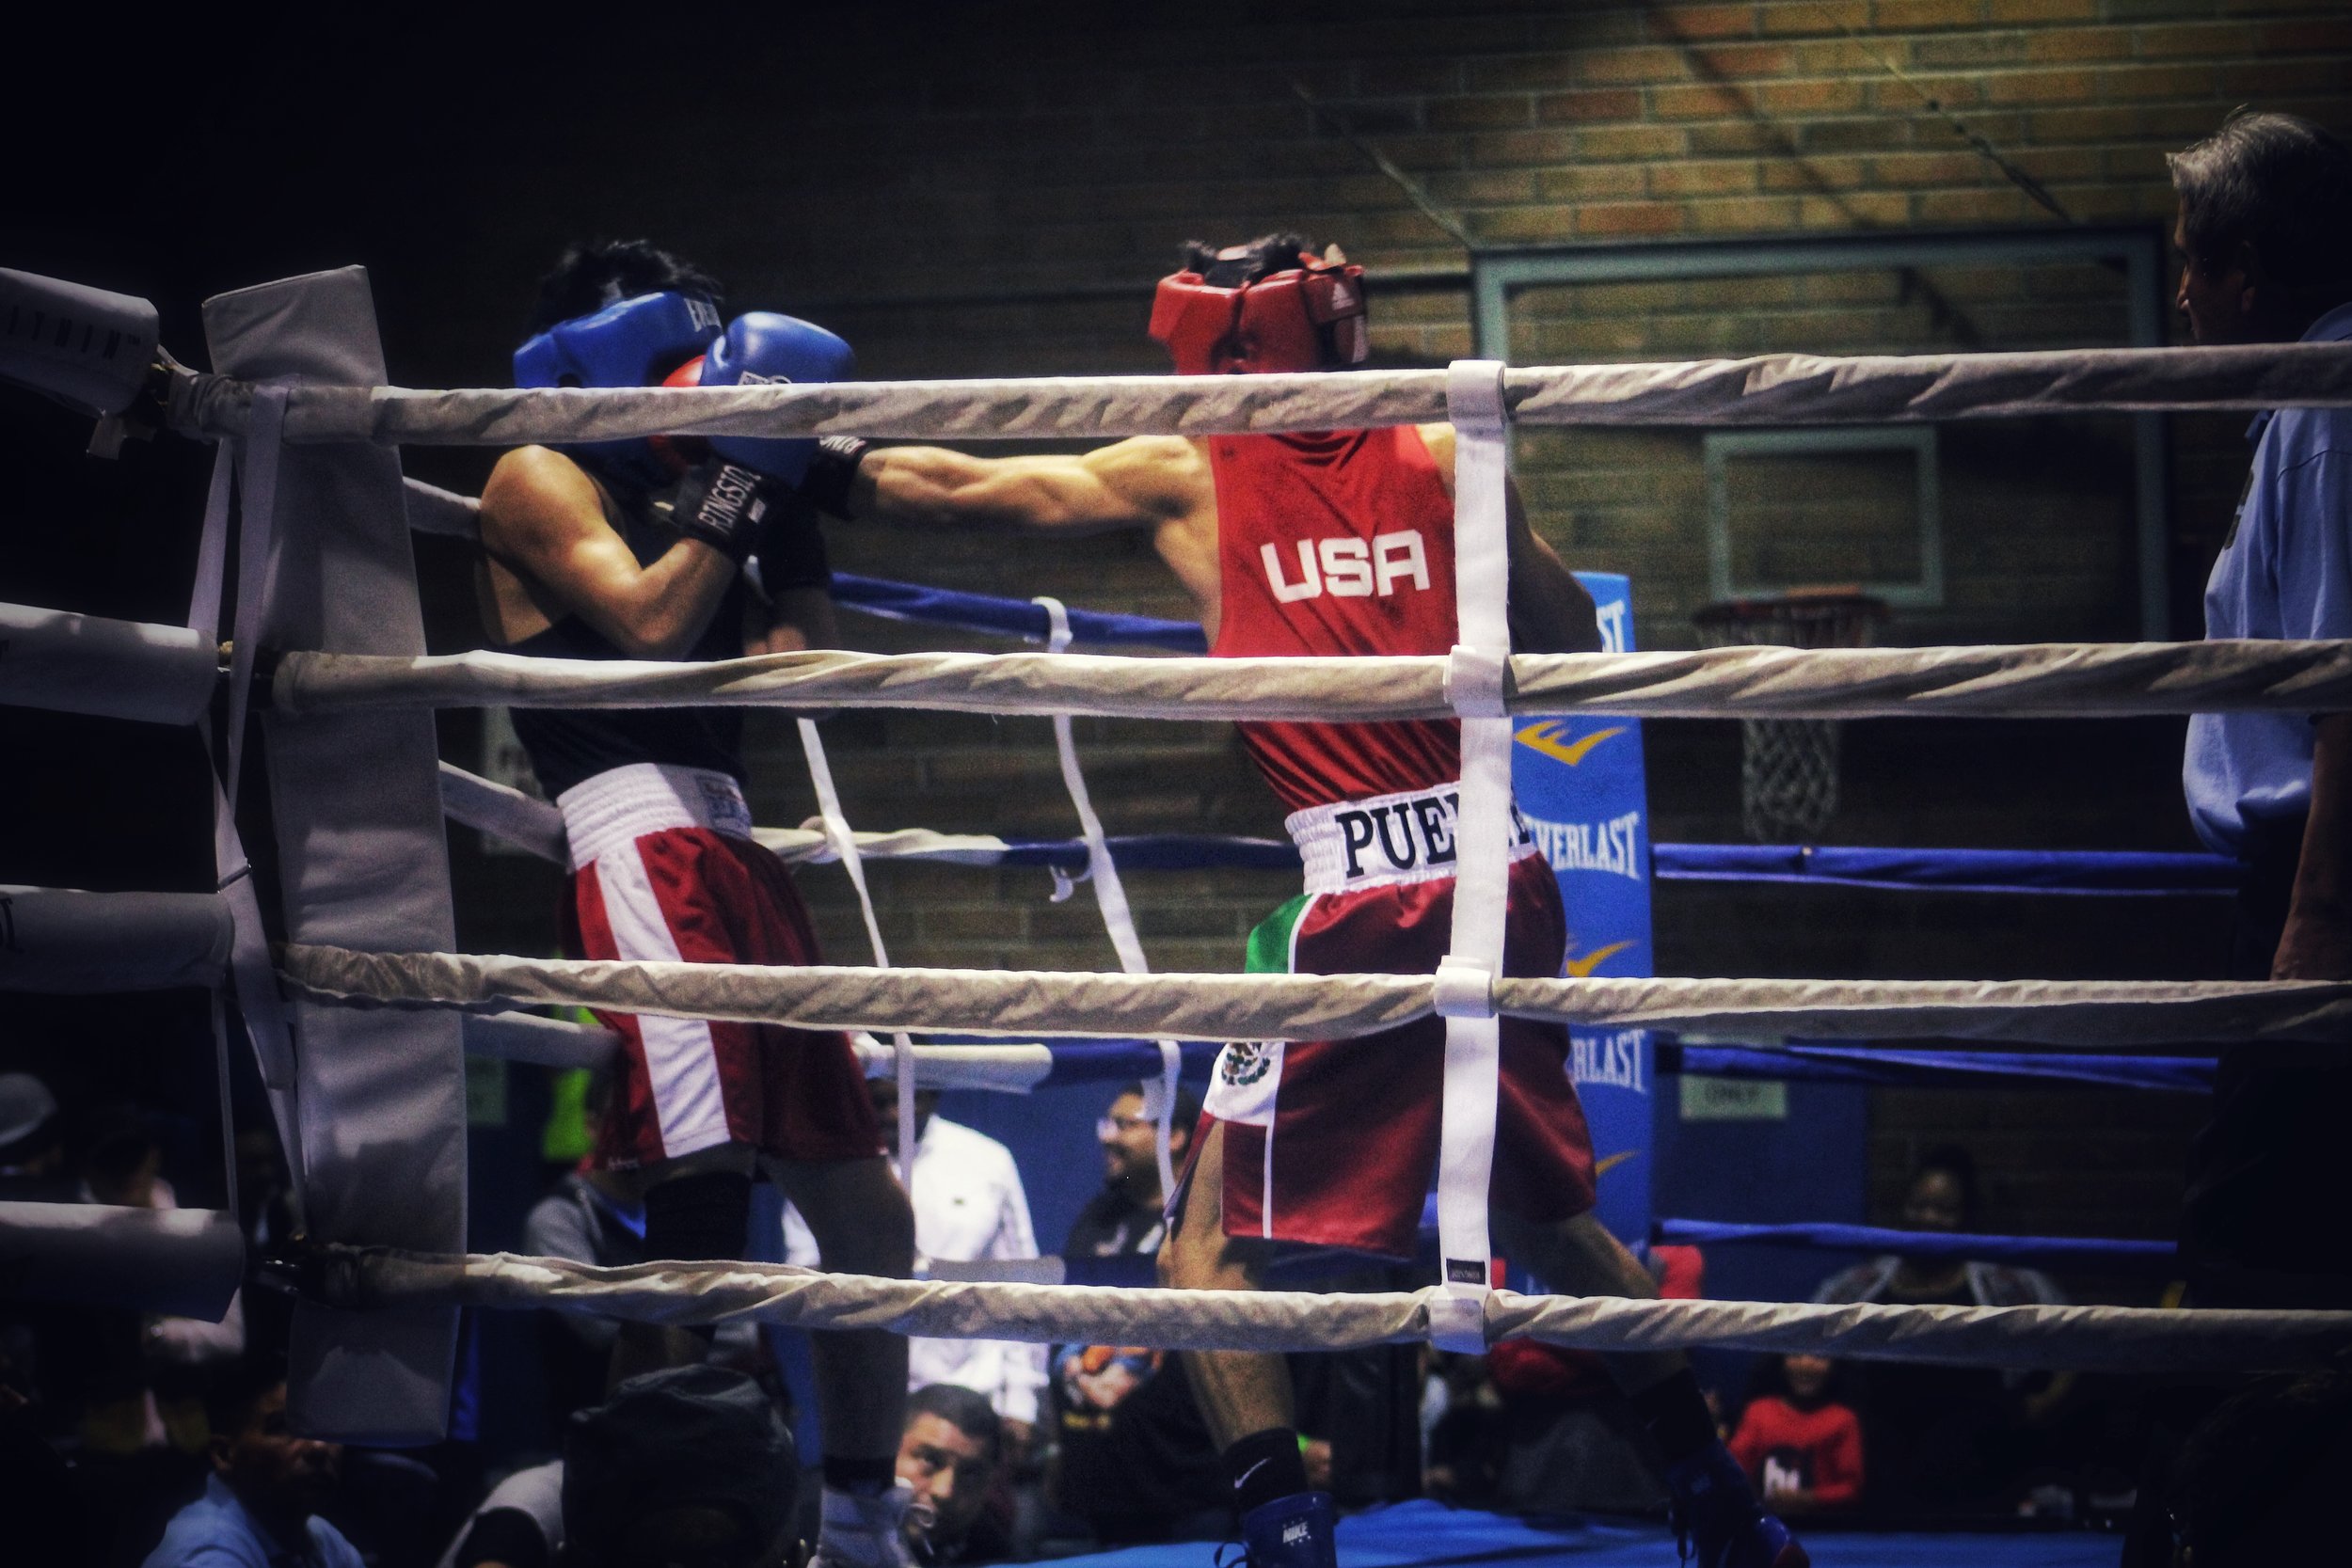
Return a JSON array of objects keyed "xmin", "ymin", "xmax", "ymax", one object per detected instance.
[
  {"xmin": 1189, "ymin": 782, "xmax": 1597, "ymax": 1258},
  {"xmin": 560, "ymin": 763, "xmax": 878, "ymax": 1168}
]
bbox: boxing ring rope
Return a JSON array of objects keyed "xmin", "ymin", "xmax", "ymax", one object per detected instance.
[
  {"xmin": 277, "ymin": 944, "xmax": 2352, "ymax": 1047},
  {"xmin": 265, "ymin": 639, "xmax": 2352, "ymax": 722},
  {"xmin": 1665, "ymin": 1044, "xmax": 2216, "ymax": 1095},
  {"xmin": 441, "ymin": 758, "xmax": 2242, "ymax": 896},
  {"xmin": 167, "ymin": 340, "xmax": 2352, "ymax": 446},
  {"xmin": 317, "ymin": 1247, "xmax": 2347, "ymax": 1373},
  {"xmin": 1650, "ymin": 1220, "xmax": 2177, "ymax": 1272}
]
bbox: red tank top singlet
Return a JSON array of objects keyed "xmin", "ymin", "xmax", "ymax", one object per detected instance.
[{"xmin": 1208, "ymin": 425, "xmax": 1462, "ymax": 813}]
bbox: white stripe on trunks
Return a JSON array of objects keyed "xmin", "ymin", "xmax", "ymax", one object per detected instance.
[{"xmin": 593, "ymin": 839, "xmax": 732, "ymax": 1157}]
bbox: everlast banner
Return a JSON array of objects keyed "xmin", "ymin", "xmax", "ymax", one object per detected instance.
[{"xmin": 1516, "ymin": 573, "xmax": 1656, "ymax": 1249}]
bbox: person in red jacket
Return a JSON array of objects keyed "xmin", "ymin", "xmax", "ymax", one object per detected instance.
[
  {"xmin": 1728, "ymin": 1355, "xmax": 1865, "ymax": 1513},
  {"xmin": 818, "ymin": 234, "xmax": 1803, "ymax": 1568}
]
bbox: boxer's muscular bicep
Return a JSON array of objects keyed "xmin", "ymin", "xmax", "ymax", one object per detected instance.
[
  {"xmin": 1419, "ymin": 422, "xmax": 1600, "ymax": 654},
  {"xmin": 859, "ymin": 436, "xmax": 1202, "ymax": 534},
  {"xmin": 479, "ymin": 447, "xmax": 733, "ymax": 658}
]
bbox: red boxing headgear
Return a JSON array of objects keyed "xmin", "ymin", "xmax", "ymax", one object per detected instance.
[{"xmin": 1149, "ymin": 247, "xmax": 1368, "ymax": 375}]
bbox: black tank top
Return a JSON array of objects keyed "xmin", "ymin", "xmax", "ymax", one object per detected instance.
[{"xmin": 502, "ymin": 472, "xmax": 748, "ymax": 800}]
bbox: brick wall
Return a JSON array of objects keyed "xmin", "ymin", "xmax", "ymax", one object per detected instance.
[{"xmin": 376, "ymin": 3, "xmax": 2344, "ymax": 1262}]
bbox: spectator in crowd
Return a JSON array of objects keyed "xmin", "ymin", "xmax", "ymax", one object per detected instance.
[
  {"xmin": 437, "ymin": 1364, "xmax": 798, "ymax": 1568},
  {"xmin": 1050, "ymin": 1083, "xmax": 1226, "ymax": 1544},
  {"xmin": 0, "ymin": 1071, "xmax": 72, "ymax": 1202},
  {"xmin": 787, "ymin": 1082, "xmax": 1046, "ymax": 1449},
  {"xmin": 143, "ymin": 1364, "xmax": 362, "ymax": 1568},
  {"xmin": 898, "ymin": 1383, "xmax": 1011, "ymax": 1565},
  {"xmin": 56, "ymin": 1105, "xmax": 248, "ymax": 1561},
  {"xmin": 1813, "ymin": 1146, "xmax": 2063, "ymax": 1514},
  {"xmin": 1727, "ymin": 1354, "xmax": 1865, "ymax": 1514},
  {"xmin": 0, "ymin": 1072, "xmax": 70, "ymax": 1437},
  {"xmin": 523, "ymin": 1071, "xmax": 653, "ymax": 1422}
]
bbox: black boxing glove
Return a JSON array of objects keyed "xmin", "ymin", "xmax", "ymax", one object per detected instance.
[
  {"xmin": 796, "ymin": 436, "xmax": 871, "ymax": 518},
  {"xmin": 751, "ymin": 491, "xmax": 834, "ymax": 596},
  {"xmin": 666, "ymin": 459, "xmax": 776, "ymax": 562}
]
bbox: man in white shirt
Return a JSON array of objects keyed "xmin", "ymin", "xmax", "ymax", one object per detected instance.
[{"xmin": 787, "ymin": 1084, "xmax": 1047, "ymax": 1454}]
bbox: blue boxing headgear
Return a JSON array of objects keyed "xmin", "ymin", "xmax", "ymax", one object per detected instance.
[{"xmin": 514, "ymin": 290, "xmax": 723, "ymax": 489}]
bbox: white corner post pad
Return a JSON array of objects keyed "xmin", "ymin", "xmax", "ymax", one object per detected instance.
[
  {"xmin": 0, "ymin": 267, "xmax": 159, "ymax": 420},
  {"xmin": 1034, "ymin": 594, "xmax": 1184, "ymax": 1196},
  {"xmin": 204, "ymin": 266, "xmax": 464, "ymax": 1446},
  {"xmin": 1433, "ymin": 358, "xmax": 1516, "ymax": 1331}
]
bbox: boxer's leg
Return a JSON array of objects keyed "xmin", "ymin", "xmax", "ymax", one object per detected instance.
[
  {"xmin": 1507, "ymin": 1211, "xmax": 1804, "ymax": 1568},
  {"xmin": 612, "ymin": 1141, "xmax": 758, "ymax": 1385},
  {"xmin": 769, "ymin": 1153, "xmax": 914, "ymax": 1465},
  {"xmin": 1160, "ymin": 1118, "xmax": 1328, "ymax": 1560}
]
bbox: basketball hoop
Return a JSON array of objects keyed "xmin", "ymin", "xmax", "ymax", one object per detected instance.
[{"xmin": 1692, "ymin": 588, "xmax": 1890, "ymax": 845}]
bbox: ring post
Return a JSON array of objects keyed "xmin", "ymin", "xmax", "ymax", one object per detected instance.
[{"xmin": 204, "ymin": 267, "xmax": 465, "ymax": 1444}]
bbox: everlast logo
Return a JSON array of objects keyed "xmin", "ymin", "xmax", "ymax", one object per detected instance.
[
  {"xmin": 1336, "ymin": 792, "xmax": 1461, "ymax": 879},
  {"xmin": 1571, "ymin": 1028, "xmax": 1647, "ymax": 1093},
  {"xmin": 1262, "ymin": 530, "xmax": 1431, "ymax": 603}
]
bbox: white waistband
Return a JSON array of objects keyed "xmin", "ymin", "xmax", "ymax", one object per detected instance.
[
  {"xmin": 557, "ymin": 763, "xmax": 754, "ymax": 871},
  {"xmin": 1286, "ymin": 782, "xmax": 1535, "ymax": 895}
]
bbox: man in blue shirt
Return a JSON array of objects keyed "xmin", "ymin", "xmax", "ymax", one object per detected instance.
[
  {"xmin": 143, "ymin": 1366, "xmax": 362, "ymax": 1568},
  {"xmin": 2171, "ymin": 111, "xmax": 2352, "ymax": 1306}
]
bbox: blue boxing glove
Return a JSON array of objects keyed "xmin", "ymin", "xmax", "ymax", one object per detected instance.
[{"xmin": 698, "ymin": 312, "xmax": 857, "ymax": 488}]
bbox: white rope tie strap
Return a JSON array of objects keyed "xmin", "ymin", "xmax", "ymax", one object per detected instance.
[
  {"xmin": 165, "ymin": 341, "xmax": 2352, "ymax": 447},
  {"xmin": 795, "ymin": 719, "xmax": 918, "ymax": 1188},
  {"xmin": 268, "ymin": 641, "xmax": 2352, "ymax": 723},
  {"xmin": 322, "ymin": 1248, "xmax": 2352, "ymax": 1373},
  {"xmin": 277, "ymin": 945, "xmax": 2352, "ymax": 1047},
  {"xmin": 1033, "ymin": 594, "xmax": 1184, "ymax": 1196}
]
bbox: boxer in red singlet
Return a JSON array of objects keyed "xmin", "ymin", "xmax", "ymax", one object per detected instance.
[{"xmin": 828, "ymin": 236, "xmax": 1804, "ymax": 1568}]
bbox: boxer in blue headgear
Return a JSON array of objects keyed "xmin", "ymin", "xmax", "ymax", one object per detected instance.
[{"xmin": 478, "ymin": 239, "xmax": 922, "ymax": 1568}]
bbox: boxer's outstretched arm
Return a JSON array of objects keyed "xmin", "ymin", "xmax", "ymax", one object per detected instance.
[
  {"xmin": 480, "ymin": 446, "xmax": 738, "ymax": 658},
  {"xmin": 850, "ymin": 436, "xmax": 1204, "ymax": 534}
]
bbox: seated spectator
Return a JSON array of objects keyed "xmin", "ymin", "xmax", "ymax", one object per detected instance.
[
  {"xmin": 74, "ymin": 1105, "xmax": 246, "ymax": 1458},
  {"xmin": 1049, "ymin": 1082, "xmax": 1226, "ymax": 1544},
  {"xmin": 898, "ymin": 1383, "xmax": 1010, "ymax": 1565},
  {"xmin": 143, "ymin": 1362, "xmax": 361, "ymax": 1568},
  {"xmin": 786, "ymin": 1081, "xmax": 1045, "ymax": 1450},
  {"xmin": 1812, "ymin": 1146, "xmax": 2064, "ymax": 1314},
  {"xmin": 522, "ymin": 1071, "xmax": 650, "ymax": 1420},
  {"xmin": 1812, "ymin": 1145, "xmax": 2064, "ymax": 1515},
  {"xmin": 0, "ymin": 1071, "xmax": 69, "ymax": 1437},
  {"xmin": 437, "ymin": 1364, "xmax": 797, "ymax": 1568},
  {"xmin": 1727, "ymin": 1354, "xmax": 1864, "ymax": 1513},
  {"xmin": 2166, "ymin": 1369, "xmax": 2352, "ymax": 1566},
  {"xmin": 0, "ymin": 1071, "xmax": 72, "ymax": 1202}
]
